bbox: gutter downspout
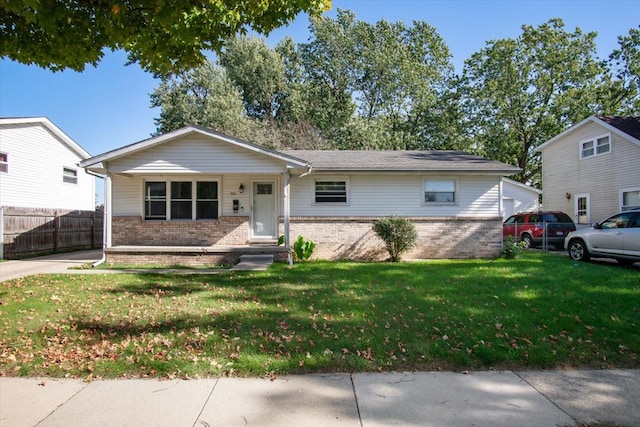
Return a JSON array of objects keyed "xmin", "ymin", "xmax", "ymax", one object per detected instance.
[{"xmin": 92, "ymin": 172, "xmax": 109, "ymax": 268}]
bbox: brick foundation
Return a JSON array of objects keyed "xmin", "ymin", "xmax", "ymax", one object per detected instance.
[
  {"xmin": 284, "ymin": 216, "xmax": 503, "ymax": 260},
  {"xmin": 109, "ymin": 215, "xmax": 502, "ymax": 263}
]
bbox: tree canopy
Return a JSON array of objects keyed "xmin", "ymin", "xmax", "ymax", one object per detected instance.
[
  {"xmin": 0, "ymin": 0, "xmax": 331, "ymax": 75},
  {"xmin": 149, "ymin": 13, "xmax": 639, "ymax": 185}
]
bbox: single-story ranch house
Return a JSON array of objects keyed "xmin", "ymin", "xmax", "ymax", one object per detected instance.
[{"xmin": 80, "ymin": 126, "xmax": 520, "ymax": 264}]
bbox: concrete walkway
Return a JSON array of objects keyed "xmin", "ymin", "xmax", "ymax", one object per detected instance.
[
  {"xmin": 0, "ymin": 250, "xmax": 104, "ymax": 282},
  {"xmin": 0, "ymin": 250, "xmax": 276, "ymax": 283},
  {"xmin": 1, "ymin": 370, "xmax": 638, "ymax": 427}
]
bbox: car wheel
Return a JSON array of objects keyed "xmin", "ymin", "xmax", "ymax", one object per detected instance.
[
  {"xmin": 568, "ymin": 239, "xmax": 590, "ymax": 262},
  {"xmin": 521, "ymin": 234, "xmax": 534, "ymax": 248}
]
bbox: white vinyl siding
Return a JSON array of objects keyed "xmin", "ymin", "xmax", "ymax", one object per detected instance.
[
  {"xmin": 108, "ymin": 135, "xmax": 288, "ymax": 174},
  {"xmin": 290, "ymin": 174, "xmax": 501, "ymax": 217},
  {"xmin": 540, "ymin": 120, "xmax": 640, "ymax": 222},
  {"xmin": 0, "ymin": 122, "xmax": 94, "ymax": 210}
]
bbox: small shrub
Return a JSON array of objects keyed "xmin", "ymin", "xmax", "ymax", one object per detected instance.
[
  {"xmin": 373, "ymin": 217, "xmax": 417, "ymax": 262},
  {"xmin": 501, "ymin": 236, "xmax": 526, "ymax": 259},
  {"xmin": 292, "ymin": 235, "xmax": 316, "ymax": 262}
]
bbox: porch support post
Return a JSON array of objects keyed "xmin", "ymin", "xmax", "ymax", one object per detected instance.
[
  {"xmin": 105, "ymin": 172, "xmax": 112, "ymax": 248},
  {"xmin": 284, "ymin": 172, "xmax": 292, "ymax": 265}
]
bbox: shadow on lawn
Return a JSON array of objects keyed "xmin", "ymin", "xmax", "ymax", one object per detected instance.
[{"xmin": 66, "ymin": 256, "xmax": 640, "ymax": 374}]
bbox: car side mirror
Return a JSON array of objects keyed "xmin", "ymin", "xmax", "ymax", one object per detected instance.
[{"xmin": 592, "ymin": 223, "xmax": 601, "ymax": 229}]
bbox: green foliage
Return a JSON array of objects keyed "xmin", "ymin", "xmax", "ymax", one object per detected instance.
[
  {"xmin": 501, "ymin": 236, "xmax": 526, "ymax": 259},
  {"xmin": 292, "ymin": 235, "xmax": 316, "ymax": 262},
  {"xmin": 373, "ymin": 217, "xmax": 418, "ymax": 262},
  {"xmin": 150, "ymin": 62, "xmax": 246, "ymax": 135},
  {"xmin": 459, "ymin": 18, "xmax": 607, "ymax": 184},
  {"xmin": 0, "ymin": 0, "xmax": 331, "ymax": 75}
]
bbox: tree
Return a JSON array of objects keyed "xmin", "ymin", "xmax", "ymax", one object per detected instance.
[
  {"xmin": 602, "ymin": 26, "xmax": 640, "ymax": 114},
  {"xmin": 297, "ymin": 9, "xmax": 454, "ymax": 149},
  {"xmin": 459, "ymin": 19, "xmax": 607, "ymax": 184},
  {"xmin": 150, "ymin": 61, "xmax": 246, "ymax": 135},
  {"xmin": 0, "ymin": 0, "xmax": 331, "ymax": 75}
]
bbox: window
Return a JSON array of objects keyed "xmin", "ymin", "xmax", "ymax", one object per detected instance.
[
  {"xmin": 63, "ymin": 167, "xmax": 78, "ymax": 184},
  {"xmin": 171, "ymin": 181, "xmax": 192, "ymax": 219},
  {"xmin": 0, "ymin": 152, "xmax": 7, "ymax": 173},
  {"xmin": 145, "ymin": 182, "xmax": 167, "ymax": 220},
  {"xmin": 621, "ymin": 188, "xmax": 640, "ymax": 211},
  {"xmin": 145, "ymin": 181, "xmax": 218, "ymax": 220},
  {"xmin": 581, "ymin": 134, "xmax": 610, "ymax": 159},
  {"xmin": 196, "ymin": 182, "xmax": 218, "ymax": 219},
  {"xmin": 424, "ymin": 180, "xmax": 455, "ymax": 203},
  {"xmin": 315, "ymin": 180, "xmax": 347, "ymax": 203}
]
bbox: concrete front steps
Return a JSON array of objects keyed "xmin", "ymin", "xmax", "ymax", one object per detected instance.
[{"xmin": 232, "ymin": 254, "xmax": 274, "ymax": 271}]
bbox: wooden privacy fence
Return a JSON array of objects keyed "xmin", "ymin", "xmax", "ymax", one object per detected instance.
[{"xmin": 0, "ymin": 206, "xmax": 104, "ymax": 259}]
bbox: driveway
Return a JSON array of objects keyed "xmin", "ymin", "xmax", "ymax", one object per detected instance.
[{"xmin": 0, "ymin": 250, "xmax": 103, "ymax": 282}]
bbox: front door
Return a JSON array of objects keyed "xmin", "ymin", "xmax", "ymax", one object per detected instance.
[
  {"xmin": 252, "ymin": 182, "xmax": 276, "ymax": 239},
  {"xmin": 575, "ymin": 194, "xmax": 590, "ymax": 225}
]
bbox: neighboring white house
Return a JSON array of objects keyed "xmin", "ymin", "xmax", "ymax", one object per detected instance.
[
  {"xmin": 0, "ymin": 117, "xmax": 95, "ymax": 210},
  {"xmin": 535, "ymin": 115, "xmax": 640, "ymax": 225},
  {"xmin": 501, "ymin": 178, "xmax": 541, "ymax": 219},
  {"xmin": 80, "ymin": 125, "xmax": 520, "ymax": 263}
]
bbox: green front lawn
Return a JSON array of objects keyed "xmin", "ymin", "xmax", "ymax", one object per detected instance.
[{"xmin": 1, "ymin": 253, "xmax": 638, "ymax": 379}]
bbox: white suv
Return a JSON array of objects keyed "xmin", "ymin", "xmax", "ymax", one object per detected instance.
[{"xmin": 564, "ymin": 209, "xmax": 640, "ymax": 265}]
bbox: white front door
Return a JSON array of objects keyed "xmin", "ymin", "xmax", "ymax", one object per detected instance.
[
  {"xmin": 575, "ymin": 193, "xmax": 590, "ymax": 225},
  {"xmin": 252, "ymin": 182, "xmax": 276, "ymax": 238}
]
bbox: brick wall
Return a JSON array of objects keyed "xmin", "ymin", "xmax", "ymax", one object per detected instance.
[
  {"xmin": 284, "ymin": 216, "xmax": 503, "ymax": 260},
  {"xmin": 110, "ymin": 215, "xmax": 502, "ymax": 261},
  {"xmin": 112, "ymin": 216, "xmax": 250, "ymax": 246}
]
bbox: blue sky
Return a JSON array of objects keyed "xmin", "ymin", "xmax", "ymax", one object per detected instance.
[{"xmin": 1, "ymin": 0, "xmax": 638, "ymax": 158}]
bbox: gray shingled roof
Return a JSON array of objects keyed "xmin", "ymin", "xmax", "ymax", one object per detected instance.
[
  {"xmin": 282, "ymin": 150, "xmax": 521, "ymax": 174},
  {"xmin": 596, "ymin": 116, "xmax": 640, "ymax": 141}
]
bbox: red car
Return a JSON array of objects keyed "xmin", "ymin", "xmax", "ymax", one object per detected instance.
[{"xmin": 503, "ymin": 211, "xmax": 576, "ymax": 249}]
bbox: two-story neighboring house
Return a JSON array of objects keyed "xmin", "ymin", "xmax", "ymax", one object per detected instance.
[
  {"xmin": 535, "ymin": 116, "xmax": 640, "ymax": 225},
  {"xmin": 0, "ymin": 117, "xmax": 95, "ymax": 210}
]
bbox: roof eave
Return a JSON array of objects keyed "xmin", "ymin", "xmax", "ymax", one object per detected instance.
[{"xmin": 80, "ymin": 126, "xmax": 310, "ymax": 169}]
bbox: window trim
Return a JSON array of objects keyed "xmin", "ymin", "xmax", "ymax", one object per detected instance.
[
  {"xmin": 620, "ymin": 187, "xmax": 640, "ymax": 212},
  {"xmin": 143, "ymin": 179, "xmax": 220, "ymax": 221},
  {"xmin": 314, "ymin": 177, "xmax": 349, "ymax": 205},
  {"xmin": 580, "ymin": 133, "xmax": 611, "ymax": 159},
  {"xmin": 63, "ymin": 166, "xmax": 78, "ymax": 184},
  {"xmin": 0, "ymin": 152, "xmax": 7, "ymax": 173},
  {"xmin": 422, "ymin": 178, "xmax": 457, "ymax": 205}
]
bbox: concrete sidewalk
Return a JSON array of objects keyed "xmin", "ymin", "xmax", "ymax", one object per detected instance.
[{"xmin": 1, "ymin": 370, "xmax": 638, "ymax": 427}]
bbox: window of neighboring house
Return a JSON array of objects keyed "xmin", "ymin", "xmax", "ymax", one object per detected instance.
[
  {"xmin": 315, "ymin": 180, "xmax": 347, "ymax": 204},
  {"xmin": 621, "ymin": 188, "xmax": 640, "ymax": 211},
  {"xmin": 424, "ymin": 179, "xmax": 456, "ymax": 203},
  {"xmin": 63, "ymin": 167, "xmax": 78, "ymax": 184},
  {"xmin": 145, "ymin": 181, "xmax": 219, "ymax": 220},
  {"xmin": 580, "ymin": 134, "xmax": 610, "ymax": 159},
  {"xmin": 0, "ymin": 152, "xmax": 7, "ymax": 173}
]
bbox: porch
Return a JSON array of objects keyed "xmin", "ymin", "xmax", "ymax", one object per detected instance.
[{"xmin": 105, "ymin": 244, "xmax": 289, "ymax": 266}]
